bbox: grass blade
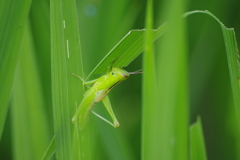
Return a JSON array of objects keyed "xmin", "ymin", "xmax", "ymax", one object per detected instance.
[
  {"xmin": 87, "ymin": 23, "xmax": 168, "ymax": 79},
  {"xmin": 156, "ymin": 0, "xmax": 188, "ymax": 159},
  {"xmin": 0, "ymin": 0, "xmax": 31, "ymax": 140},
  {"xmin": 50, "ymin": 0, "xmax": 72, "ymax": 159},
  {"xmin": 42, "ymin": 136, "xmax": 56, "ymax": 160},
  {"xmin": 11, "ymin": 21, "xmax": 50, "ymax": 160},
  {"xmin": 183, "ymin": 10, "xmax": 240, "ymax": 130},
  {"xmin": 141, "ymin": 0, "xmax": 159, "ymax": 159},
  {"xmin": 30, "ymin": 0, "xmax": 52, "ymax": 116},
  {"xmin": 190, "ymin": 116, "xmax": 207, "ymax": 160},
  {"xmin": 50, "ymin": 0, "xmax": 85, "ymax": 159},
  {"xmin": 61, "ymin": 0, "xmax": 88, "ymax": 159}
]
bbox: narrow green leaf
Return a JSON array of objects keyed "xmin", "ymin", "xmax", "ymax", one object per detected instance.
[
  {"xmin": 42, "ymin": 136, "xmax": 56, "ymax": 160},
  {"xmin": 61, "ymin": 0, "xmax": 89, "ymax": 159},
  {"xmin": 156, "ymin": 0, "xmax": 188, "ymax": 159},
  {"xmin": 30, "ymin": 0, "xmax": 52, "ymax": 115},
  {"xmin": 50, "ymin": 0, "xmax": 85, "ymax": 159},
  {"xmin": 50, "ymin": 0, "xmax": 72, "ymax": 159},
  {"xmin": 61, "ymin": 0, "xmax": 85, "ymax": 132},
  {"xmin": 72, "ymin": 123, "xmax": 91, "ymax": 160},
  {"xmin": 142, "ymin": 0, "xmax": 159, "ymax": 159},
  {"xmin": 87, "ymin": 23, "xmax": 168, "ymax": 79},
  {"xmin": 11, "ymin": 21, "xmax": 50, "ymax": 160},
  {"xmin": 0, "ymin": 0, "xmax": 31, "ymax": 140},
  {"xmin": 183, "ymin": 10, "xmax": 240, "ymax": 130},
  {"xmin": 190, "ymin": 116, "xmax": 207, "ymax": 160}
]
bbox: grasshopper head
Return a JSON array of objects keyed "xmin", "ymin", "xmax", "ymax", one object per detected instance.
[{"xmin": 111, "ymin": 67, "xmax": 130, "ymax": 81}]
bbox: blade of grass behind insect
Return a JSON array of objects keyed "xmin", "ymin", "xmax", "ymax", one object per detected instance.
[
  {"xmin": 183, "ymin": 10, "xmax": 240, "ymax": 131},
  {"xmin": 156, "ymin": 0, "xmax": 189, "ymax": 159},
  {"xmin": 11, "ymin": 21, "xmax": 50, "ymax": 160},
  {"xmin": 0, "ymin": 0, "xmax": 31, "ymax": 140},
  {"xmin": 61, "ymin": 0, "xmax": 89, "ymax": 159},
  {"xmin": 50, "ymin": 0, "xmax": 72, "ymax": 159},
  {"xmin": 50, "ymin": 0, "xmax": 86, "ymax": 159},
  {"xmin": 190, "ymin": 116, "xmax": 207, "ymax": 160},
  {"xmin": 87, "ymin": 23, "xmax": 168, "ymax": 79},
  {"xmin": 141, "ymin": 0, "xmax": 159, "ymax": 159}
]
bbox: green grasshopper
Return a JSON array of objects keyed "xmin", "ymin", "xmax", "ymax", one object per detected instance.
[{"xmin": 72, "ymin": 65, "xmax": 141, "ymax": 130}]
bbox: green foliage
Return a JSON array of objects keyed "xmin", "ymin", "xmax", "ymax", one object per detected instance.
[
  {"xmin": 42, "ymin": 136, "xmax": 55, "ymax": 160},
  {"xmin": 141, "ymin": 0, "xmax": 160, "ymax": 159},
  {"xmin": 87, "ymin": 23, "xmax": 167, "ymax": 79},
  {"xmin": 0, "ymin": 0, "xmax": 31, "ymax": 140},
  {"xmin": 50, "ymin": 0, "xmax": 85, "ymax": 159},
  {"xmin": 156, "ymin": 1, "xmax": 189, "ymax": 159},
  {"xmin": 1, "ymin": 0, "xmax": 240, "ymax": 160},
  {"xmin": 184, "ymin": 11, "xmax": 240, "ymax": 129},
  {"xmin": 11, "ymin": 21, "xmax": 50, "ymax": 160},
  {"xmin": 190, "ymin": 117, "xmax": 207, "ymax": 160},
  {"xmin": 50, "ymin": 0, "xmax": 73, "ymax": 159}
]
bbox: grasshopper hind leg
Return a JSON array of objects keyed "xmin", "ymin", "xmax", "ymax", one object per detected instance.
[
  {"xmin": 100, "ymin": 95, "xmax": 120, "ymax": 128},
  {"xmin": 91, "ymin": 110, "xmax": 119, "ymax": 128}
]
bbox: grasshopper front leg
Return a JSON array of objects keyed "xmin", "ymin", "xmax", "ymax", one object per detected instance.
[{"xmin": 72, "ymin": 73, "xmax": 98, "ymax": 85}]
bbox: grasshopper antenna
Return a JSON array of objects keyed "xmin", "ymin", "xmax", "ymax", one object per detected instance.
[{"xmin": 129, "ymin": 69, "xmax": 143, "ymax": 74}]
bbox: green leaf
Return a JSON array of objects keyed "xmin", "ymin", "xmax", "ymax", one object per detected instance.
[
  {"xmin": 11, "ymin": 21, "xmax": 50, "ymax": 160},
  {"xmin": 50, "ymin": 0, "xmax": 72, "ymax": 158},
  {"xmin": 50, "ymin": 0, "xmax": 85, "ymax": 159},
  {"xmin": 190, "ymin": 116, "xmax": 207, "ymax": 160},
  {"xmin": 141, "ymin": 0, "xmax": 159, "ymax": 159},
  {"xmin": 86, "ymin": 23, "xmax": 168, "ymax": 79},
  {"xmin": 42, "ymin": 136, "xmax": 56, "ymax": 160},
  {"xmin": 0, "ymin": 0, "xmax": 31, "ymax": 140},
  {"xmin": 30, "ymin": 0, "xmax": 52, "ymax": 114},
  {"xmin": 183, "ymin": 10, "xmax": 240, "ymax": 131},
  {"xmin": 61, "ymin": 0, "xmax": 90, "ymax": 159},
  {"xmin": 155, "ymin": 0, "xmax": 189, "ymax": 159}
]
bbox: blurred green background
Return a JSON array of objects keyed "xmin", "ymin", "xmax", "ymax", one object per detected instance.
[{"xmin": 1, "ymin": 0, "xmax": 240, "ymax": 159}]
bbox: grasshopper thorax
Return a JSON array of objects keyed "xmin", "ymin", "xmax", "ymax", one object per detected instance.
[{"xmin": 110, "ymin": 67, "xmax": 130, "ymax": 81}]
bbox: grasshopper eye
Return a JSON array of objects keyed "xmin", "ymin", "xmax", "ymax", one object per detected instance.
[{"xmin": 111, "ymin": 72, "xmax": 115, "ymax": 75}]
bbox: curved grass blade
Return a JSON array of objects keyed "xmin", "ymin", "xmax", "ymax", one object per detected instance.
[
  {"xmin": 183, "ymin": 10, "xmax": 240, "ymax": 130},
  {"xmin": 86, "ymin": 23, "xmax": 168, "ymax": 79},
  {"xmin": 190, "ymin": 116, "xmax": 207, "ymax": 160},
  {"xmin": 0, "ymin": 0, "xmax": 31, "ymax": 140}
]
